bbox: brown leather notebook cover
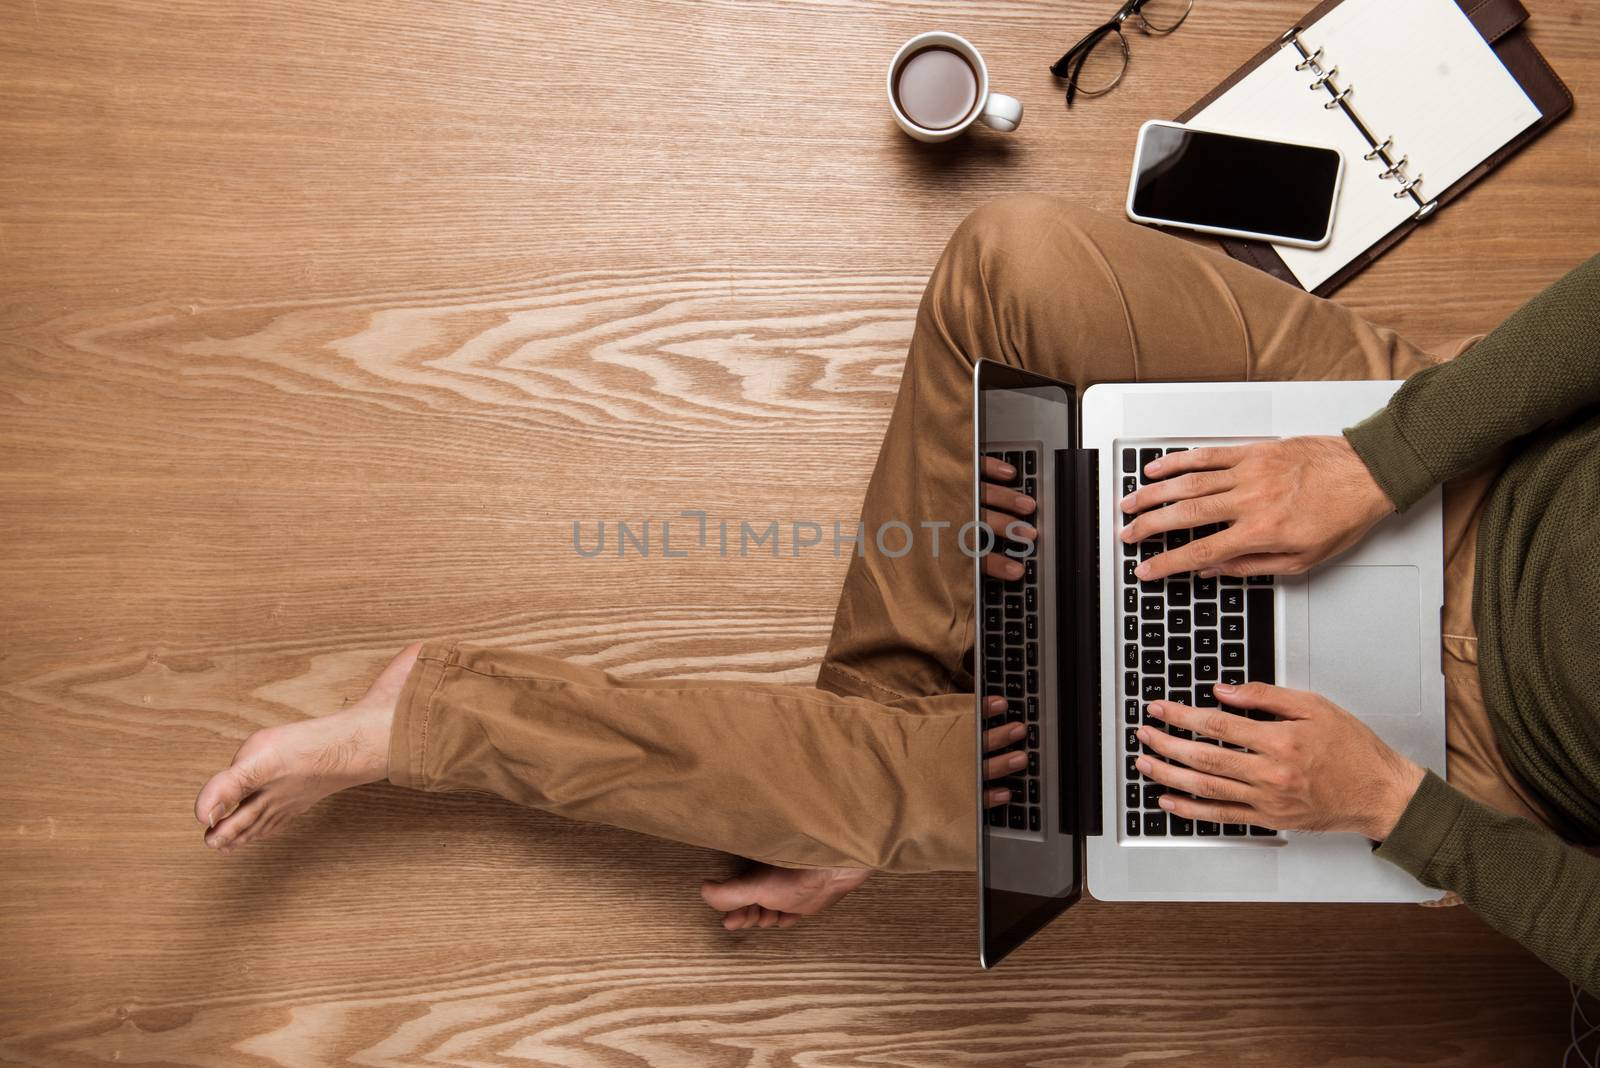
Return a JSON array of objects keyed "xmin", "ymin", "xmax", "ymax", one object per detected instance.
[{"xmin": 1175, "ymin": 0, "xmax": 1573, "ymax": 296}]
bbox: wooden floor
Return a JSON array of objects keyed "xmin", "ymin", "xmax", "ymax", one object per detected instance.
[{"xmin": 2, "ymin": 1, "xmax": 1594, "ymax": 1064}]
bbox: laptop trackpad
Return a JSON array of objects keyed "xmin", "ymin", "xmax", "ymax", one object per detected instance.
[{"xmin": 1307, "ymin": 565, "xmax": 1422, "ymax": 716}]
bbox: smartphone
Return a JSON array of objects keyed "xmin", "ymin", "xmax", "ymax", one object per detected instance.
[{"xmin": 1125, "ymin": 120, "xmax": 1343, "ymax": 249}]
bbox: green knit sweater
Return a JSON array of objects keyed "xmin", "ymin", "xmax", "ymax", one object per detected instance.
[{"xmin": 1343, "ymin": 254, "xmax": 1600, "ymax": 994}]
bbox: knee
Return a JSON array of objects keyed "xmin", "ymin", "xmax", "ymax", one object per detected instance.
[
  {"xmin": 950, "ymin": 193, "xmax": 1099, "ymax": 268},
  {"xmin": 937, "ymin": 194, "xmax": 1105, "ymax": 304}
]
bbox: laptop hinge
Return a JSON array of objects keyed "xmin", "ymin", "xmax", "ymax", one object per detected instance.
[{"xmin": 1054, "ymin": 447, "xmax": 1102, "ymax": 839}]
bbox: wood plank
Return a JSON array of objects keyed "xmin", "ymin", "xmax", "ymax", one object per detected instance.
[{"xmin": 1, "ymin": 0, "xmax": 1590, "ymax": 1061}]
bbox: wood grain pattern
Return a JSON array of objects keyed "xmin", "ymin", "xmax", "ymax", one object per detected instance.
[{"xmin": 1, "ymin": 0, "xmax": 1593, "ymax": 1063}]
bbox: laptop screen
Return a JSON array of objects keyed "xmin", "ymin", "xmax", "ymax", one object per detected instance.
[{"xmin": 974, "ymin": 359, "xmax": 1089, "ymax": 968}]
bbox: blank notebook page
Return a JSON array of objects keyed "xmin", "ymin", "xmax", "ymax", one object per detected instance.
[{"xmin": 1192, "ymin": 0, "xmax": 1541, "ymax": 290}]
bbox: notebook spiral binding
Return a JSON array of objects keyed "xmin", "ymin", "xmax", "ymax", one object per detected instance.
[{"xmin": 1278, "ymin": 27, "xmax": 1440, "ymax": 220}]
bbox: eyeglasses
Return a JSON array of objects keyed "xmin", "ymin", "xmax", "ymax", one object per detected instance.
[{"xmin": 1050, "ymin": 0, "xmax": 1195, "ymax": 106}]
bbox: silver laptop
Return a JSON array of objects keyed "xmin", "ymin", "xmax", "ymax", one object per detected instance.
[{"xmin": 973, "ymin": 361, "xmax": 1446, "ymax": 968}]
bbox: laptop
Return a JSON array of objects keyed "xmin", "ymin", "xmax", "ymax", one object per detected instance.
[{"xmin": 972, "ymin": 360, "xmax": 1447, "ymax": 968}]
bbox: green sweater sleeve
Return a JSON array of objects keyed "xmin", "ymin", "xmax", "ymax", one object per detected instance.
[
  {"xmin": 1345, "ymin": 255, "xmax": 1600, "ymax": 511},
  {"xmin": 1376, "ymin": 770, "xmax": 1600, "ymax": 993}
]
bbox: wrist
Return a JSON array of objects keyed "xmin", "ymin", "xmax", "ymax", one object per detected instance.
[
  {"xmin": 1335, "ymin": 435, "xmax": 1395, "ymax": 524},
  {"xmin": 1366, "ymin": 758, "xmax": 1426, "ymax": 842}
]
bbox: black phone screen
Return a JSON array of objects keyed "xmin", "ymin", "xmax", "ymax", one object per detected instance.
[{"xmin": 1130, "ymin": 124, "xmax": 1341, "ymax": 243}]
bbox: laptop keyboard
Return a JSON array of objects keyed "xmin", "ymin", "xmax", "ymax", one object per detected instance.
[
  {"xmin": 981, "ymin": 446, "xmax": 1043, "ymax": 837},
  {"xmin": 1120, "ymin": 445, "xmax": 1279, "ymax": 841}
]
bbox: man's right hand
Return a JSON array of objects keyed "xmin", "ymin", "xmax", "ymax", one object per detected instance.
[{"xmin": 1120, "ymin": 434, "xmax": 1393, "ymax": 581}]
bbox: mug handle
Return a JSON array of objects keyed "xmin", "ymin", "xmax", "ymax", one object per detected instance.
[{"xmin": 979, "ymin": 92, "xmax": 1023, "ymax": 133}]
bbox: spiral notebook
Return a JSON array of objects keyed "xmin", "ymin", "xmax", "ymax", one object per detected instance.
[{"xmin": 1177, "ymin": 0, "xmax": 1572, "ymax": 295}]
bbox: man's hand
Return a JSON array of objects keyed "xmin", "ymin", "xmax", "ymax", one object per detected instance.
[
  {"xmin": 1134, "ymin": 683, "xmax": 1425, "ymax": 841},
  {"xmin": 980, "ymin": 455, "xmax": 1036, "ymax": 581},
  {"xmin": 1121, "ymin": 435, "xmax": 1392, "ymax": 581}
]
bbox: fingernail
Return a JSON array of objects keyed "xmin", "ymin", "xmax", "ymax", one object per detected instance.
[
  {"xmin": 1004, "ymin": 560, "xmax": 1023, "ymax": 578},
  {"xmin": 1136, "ymin": 726, "xmax": 1148, "ymax": 742},
  {"xmin": 1120, "ymin": 526, "xmax": 1135, "ymax": 542},
  {"xmin": 207, "ymin": 804, "xmax": 225, "ymax": 828},
  {"xmin": 1008, "ymin": 753, "xmax": 1027, "ymax": 769},
  {"xmin": 989, "ymin": 788, "xmax": 1010, "ymax": 804},
  {"xmin": 1158, "ymin": 796, "xmax": 1176, "ymax": 811},
  {"xmin": 1010, "ymin": 723, "xmax": 1026, "ymax": 739},
  {"xmin": 1147, "ymin": 701, "xmax": 1164, "ymax": 717},
  {"xmin": 1146, "ymin": 459, "xmax": 1163, "ymax": 475},
  {"xmin": 1136, "ymin": 756, "xmax": 1152, "ymax": 773},
  {"xmin": 1134, "ymin": 563, "xmax": 1151, "ymax": 579},
  {"xmin": 997, "ymin": 464, "xmax": 1015, "ymax": 478},
  {"xmin": 1215, "ymin": 683, "xmax": 1235, "ymax": 695},
  {"xmin": 1198, "ymin": 569, "xmax": 1218, "ymax": 579},
  {"xmin": 1015, "ymin": 495, "xmax": 1035, "ymax": 511}
]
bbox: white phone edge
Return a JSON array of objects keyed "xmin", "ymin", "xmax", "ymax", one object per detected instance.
[{"xmin": 1124, "ymin": 119, "xmax": 1343, "ymax": 251}]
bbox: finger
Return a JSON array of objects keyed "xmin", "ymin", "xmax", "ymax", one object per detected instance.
[
  {"xmin": 1143, "ymin": 445, "xmax": 1245, "ymax": 480},
  {"xmin": 983, "ymin": 509, "xmax": 1036, "ymax": 543},
  {"xmin": 205, "ymin": 793, "xmax": 268, "ymax": 850},
  {"xmin": 982, "ymin": 482, "xmax": 1036, "ymax": 516},
  {"xmin": 985, "ymin": 786, "xmax": 1012, "ymax": 807},
  {"xmin": 1212, "ymin": 681, "xmax": 1315, "ymax": 720},
  {"xmin": 985, "ymin": 749, "xmax": 1028, "ymax": 780},
  {"xmin": 1136, "ymin": 721, "xmax": 1267, "ymax": 781},
  {"xmin": 701, "ymin": 873, "xmax": 762, "ymax": 913},
  {"xmin": 1157, "ymin": 792, "xmax": 1259, "ymax": 826},
  {"xmin": 1136, "ymin": 751, "xmax": 1253, "ymax": 804},
  {"xmin": 984, "ymin": 720, "xmax": 1027, "ymax": 753},
  {"xmin": 757, "ymin": 907, "xmax": 780, "ymax": 929},
  {"xmin": 777, "ymin": 912, "xmax": 803, "ymax": 929},
  {"xmin": 1200, "ymin": 553, "xmax": 1306, "ymax": 579},
  {"xmin": 1121, "ymin": 490, "xmax": 1242, "ymax": 545},
  {"xmin": 1137, "ymin": 527, "xmax": 1249, "ymax": 581},
  {"xmin": 983, "ymin": 553, "xmax": 1025, "ymax": 581},
  {"xmin": 722, "ymin": 905, "xmax": 753, "ymax": 930},
  {"xmin": 981, "ymin": 456, "xmax": 1017, "ymax": 483},
  {"xmin": 1147, "ymin": 701, "xmax": 1270, "ymax": 748},
  {"xmin": 1120, "ymin": 469, "xmax": 1235, "ymax": 516}
]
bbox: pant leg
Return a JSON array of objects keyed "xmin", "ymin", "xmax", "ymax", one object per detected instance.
[
  {"xmin": 391, "ymin": 195, "xmax": 1457, "ymax": 875},
  {"xmin": 818, "ymin": 192, "xmax": 1435, "ymax": 705}
]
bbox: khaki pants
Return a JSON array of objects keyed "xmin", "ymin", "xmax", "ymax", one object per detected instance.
[{"xmin": 389, "ymin": 195, "xmax": 1553, "ymax": 874}]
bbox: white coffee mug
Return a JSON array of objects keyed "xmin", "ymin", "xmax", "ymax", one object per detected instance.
[{"xmin": 887, "ymin": 31, "xmax": 1023, "ymax": 143}]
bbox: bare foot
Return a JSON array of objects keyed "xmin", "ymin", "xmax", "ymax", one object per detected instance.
[
  {"xmin": 193, "ymin": 642, "xmax": 423, "ymax": 852},
  {"xmin": 700, "ymin": 863, "xmax": 874, "ymax": 930}
]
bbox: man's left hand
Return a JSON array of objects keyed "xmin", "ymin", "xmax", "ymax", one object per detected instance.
[{"xmin": 1134, "ymin": 682, "xmax": 1426, "ymax": 841}]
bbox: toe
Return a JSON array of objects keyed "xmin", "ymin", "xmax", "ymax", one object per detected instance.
[
  {"xmin": 206, "ymin": 794, "xmax": 267, "ymax": 850},
  {"xmin": 194, "ymin": 731, "xmax": 280, "ymax": 829},
  {"xmin": 701, "ymin": 874, "xmax": 758, "ymax": 914}
]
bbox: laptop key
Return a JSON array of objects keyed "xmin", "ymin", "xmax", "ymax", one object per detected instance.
[
  {"xmin": 1143, "ymin": 784, "xmax": 1165, "ymax": 807},
  {"xmin": 1125, "ymin": 755, "xmax": 1139, "ymax": 780},
  {"xmin": 1168, "ymin": 583, "xmax": 1191, "ymax": 606},
  {"xmin": 1170, "ymin": 816, "xmax": 1194, "ymax": 836},
  {"xmin": 1124, "ymin": 589, "xmax": 1138, "ymax": 613},
  {"xmin": 1223, "ymin": 823, "xmax": 1247, "ymax": 836},
  {"xmin": 1195, "ymin": 629, "xmax": 1218, "ymax": 654},
  {"xmin": 1142, "ymin": 678, "xmax": 1164, "ymax": 701},
  {"xmin": 1143, "ymin": 811, "xmax": 1168, "ymax": 836},
  {"xmin": 1197, "ymin": 821, "xmax": 1221, "ymax": 837},
  {"xmin": 1009, "ymin": 806, "xmax": 1026, "ymax": 830},
  {"xmin": 1141, "ymin": 597, "xmax": 1163, "ymax": 621},
  {"xmin": 1249, "ymin": 824, "xmax": 1277, "ymax": 837},
  {"xmin": 1221, "ymin": 615, "xmax": 1244, "ymax": 641},
  {"xmin": 1141, "ymin": 623, "xmax": 1164, "ymax": 647},
  {"xmin": 1141, "ymin": 650, "xmax": 1165, "ymax": 675},
  {"xmin": 1126, "ymin": 812, "xmax": 1141, "ymax": 836},
  {"xmin": 1194, "ymin": 576, "xmax": 1217, "ymax": 599},
  {"xmin": 989, "ymin": 807, "xmax": 1006, "ymax": 827},
  {"xmin": 1125, "ymin": 699, "xmax": 1140, "ymax": 724},
  {"xmin": 1125, "ymin": 728, "xmax": 1140, "ymax": 752},
  {"xmin": 1168, "ymin": 609, "xmax": 1191, "ymax": 632},
  {"xmin": 1139, "ymin": 448, "xmax": 1162, "ymax": 482},
  {"xmin": 1167, "ymin": 689, "xmax": 1192, "ymax": 706},
  {"xmin": 1195, "ymin": 656, "xmax": 1217, "ymax": 679},
  {"xmin": 1246, "ymin": 587, "xmax": 1277, "ymax": 686},
  {"xmin": 1196, "ymin": 602, "xmax": 1218, "ymax": 627},
  {"xmin": 1170, "ymin": 663, "xmax": 1192, "ymax": 688},
  {"xmin": 1221, "ymin": 588, "xmax": 1245, "ymax": 613},
  {"xmin": 1126, "ymin": 784, "xmax": 1141, "ymax": 809},
  {"xmin": 1028, "ymin": 779, "xmax": 1040, "ymax": 804},
  {"xmin": 1168, "ymin": 636, "xmax": 1191, "ymax": 660},
  {"xmin": 1122, "ymin": 448, "xmax": 1135, "ymax": 473},
  {"xmin": 1029, "ymin": 807, "xmax": 1041, "ymax": 832},
  {"xmin": 1125, "ymin": 672, "xmax": 1138, "ymax": 696},
  {"xmin": 1024, "ymin": 450, "xmax": 1037, "ymax": 476},
  {"xmin": 1222, "ymin": 643, "xmax": 1245, "ymax": 668}
]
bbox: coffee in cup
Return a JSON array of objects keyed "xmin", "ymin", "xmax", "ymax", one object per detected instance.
[{"xmin": 887, "ymin": 32, "xmax": 1022, "ymax": 143}]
